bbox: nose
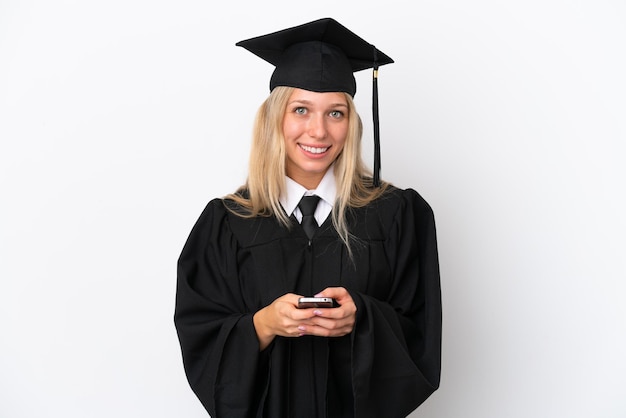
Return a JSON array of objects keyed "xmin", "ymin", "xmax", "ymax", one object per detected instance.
[{"xmin": 307, "ymin": 114, "xmax": 327, "ymax": 140}]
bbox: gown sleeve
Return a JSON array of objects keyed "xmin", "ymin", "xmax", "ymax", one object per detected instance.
[
  {"xmin": 351, "ymin": 188, "xmax": 442, "ymax": 418},
  {"xmin": 174, "ymin": 199, "xmax": 269, "ymax": 417}
]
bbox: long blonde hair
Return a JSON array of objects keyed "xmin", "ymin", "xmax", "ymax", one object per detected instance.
[{"xmin": 227, "ymin": 86, "xmax": 389, "ymax": 253}]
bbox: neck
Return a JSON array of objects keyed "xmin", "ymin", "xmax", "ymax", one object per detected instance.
[{"xmin": 287, "ymin": 171, "xmax": 325, "ymax": 190}]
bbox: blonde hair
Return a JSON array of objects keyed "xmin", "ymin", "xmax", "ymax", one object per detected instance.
[{"xmin": 227, "ymin": 86, "xmax": 389, "ymax": 254}]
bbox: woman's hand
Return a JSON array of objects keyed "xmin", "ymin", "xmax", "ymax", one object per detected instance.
[
  {"xmin": 252, "ymin": 293, "xmax": 309, "ymax": 350},
  {"xmin": 252, "ymin": 287, "xmax": 357, "ymax": 350},
  {"xmin": 295, "ymin": 287, "xmax": 357, "ymax": 338}
]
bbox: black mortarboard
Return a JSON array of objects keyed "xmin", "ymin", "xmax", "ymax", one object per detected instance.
[{"xmin": 236, "ymin": 17, "xmax": 394, "ymax": 186}]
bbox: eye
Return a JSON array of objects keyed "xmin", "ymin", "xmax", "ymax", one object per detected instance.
[
  {"xmin": 294, "ymin": 107, "xmax": 307, "ymax": 115},
  {"xmin": 329, "ymin": 110, "xmax": 344, "ymax": 119}
]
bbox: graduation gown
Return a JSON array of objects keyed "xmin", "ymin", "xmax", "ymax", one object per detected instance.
[{"xmin": 174, "ymin": 186, "xmax": 441, "ymax": 418}]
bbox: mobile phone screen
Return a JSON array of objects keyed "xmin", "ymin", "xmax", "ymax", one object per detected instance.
[{"xmin": 297, "ymin": 297, "xmax": 337, "ymax": 308}]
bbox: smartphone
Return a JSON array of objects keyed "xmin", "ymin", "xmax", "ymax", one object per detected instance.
[{"xmin": 297, "ymin": 297, "xmax": 338, "ymax": 308}]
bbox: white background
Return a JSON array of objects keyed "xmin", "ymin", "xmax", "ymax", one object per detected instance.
[{"xmin": 1, "ymin": 1, "xmax": 625, "ymax": 417}]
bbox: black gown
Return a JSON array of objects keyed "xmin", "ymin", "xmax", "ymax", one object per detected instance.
[{"xmin": 174, "ymin": 186, "xmax": 442, "ymax": 418}]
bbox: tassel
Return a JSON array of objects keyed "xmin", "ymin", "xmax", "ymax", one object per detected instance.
[{"xmin": 372, "ymin": 46, "xmax": 381, "ymax": 187}]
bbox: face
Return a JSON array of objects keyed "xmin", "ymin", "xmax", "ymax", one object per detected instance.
[{"xmin": 282, "ymin": 88, "xmax": 349, "ymax": 189}]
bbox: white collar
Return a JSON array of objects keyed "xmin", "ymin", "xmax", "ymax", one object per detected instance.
[{"xmin": 280, "ymin": 165, "xmax": 337, "ymax": 217}]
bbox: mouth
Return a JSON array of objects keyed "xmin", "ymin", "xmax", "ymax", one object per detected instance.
[{"xmin": 299, "ymin": 144, "xmax": 329, "ymax": 154}]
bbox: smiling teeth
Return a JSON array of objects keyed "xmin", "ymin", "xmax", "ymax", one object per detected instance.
[{"xmin": 300, "ymin": 144, "xmax": 328, "ymax": 154}]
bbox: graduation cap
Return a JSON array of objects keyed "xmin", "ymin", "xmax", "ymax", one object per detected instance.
[{"xmin": 236, "ymin": 17, "xmax": 394, "ymax": 187}]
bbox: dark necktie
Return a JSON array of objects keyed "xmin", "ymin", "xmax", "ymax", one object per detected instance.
[{"xmin": 298, "ymin": 195, "xmax": 321, "ymax": 240}]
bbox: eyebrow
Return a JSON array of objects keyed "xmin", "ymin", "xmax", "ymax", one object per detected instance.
[{"xmin": 288, "ymin": 99, "xmax": 348, "ymax": 108}]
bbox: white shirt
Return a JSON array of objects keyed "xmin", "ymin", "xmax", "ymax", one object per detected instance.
[{"xmin": 280, "ymin": 166, "xmax": 336, "ymax": 226}]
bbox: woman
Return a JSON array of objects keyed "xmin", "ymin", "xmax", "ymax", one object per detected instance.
[{"xmin": 175, "ymin": 18, "xmax": 441, "ymax": 418}]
